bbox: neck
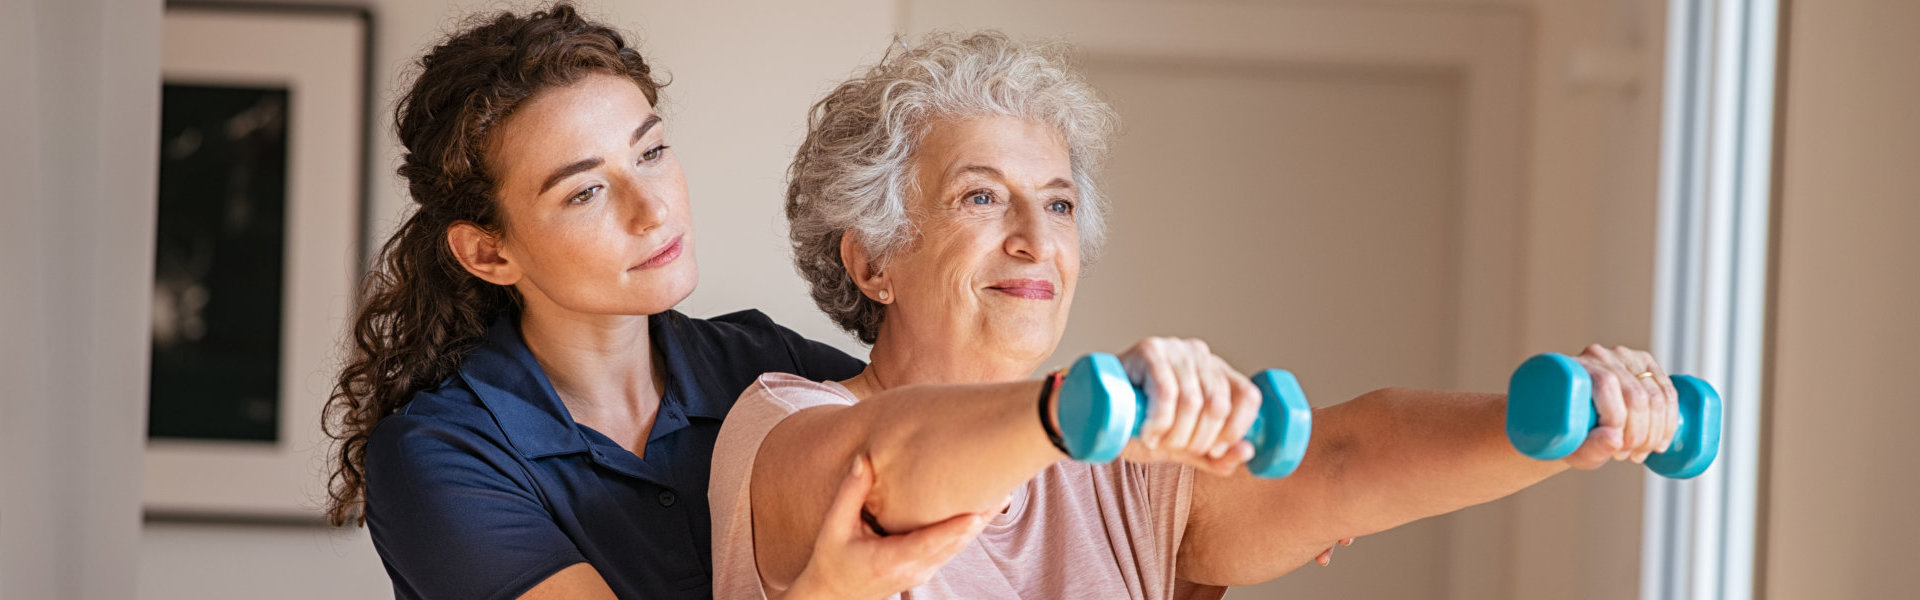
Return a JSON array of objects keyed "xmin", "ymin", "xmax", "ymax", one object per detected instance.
[
  {"xmin": 516, "ymin": 299, "xmax": 663, "ymax": 449},
  {"xmin": 847, "ymin": 323, "xmax": 1043, "ymax": 398}
]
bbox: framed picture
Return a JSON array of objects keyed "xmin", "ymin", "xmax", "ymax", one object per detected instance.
[{"xmin": 145, "ymin": 4, "xmax": 371, "ymax": 521}]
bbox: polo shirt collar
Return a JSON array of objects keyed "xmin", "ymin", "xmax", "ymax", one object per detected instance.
[
  {"xmin": 648, "ymin": 310, "xmax": 732, "ymax": 422},
  {"xmin": 457, "ymin": 314, "xmax": 585, "ymax": 459},
  {"xmin": 456, "ymin": 310, "xmax": 728, "ymax": 459}
]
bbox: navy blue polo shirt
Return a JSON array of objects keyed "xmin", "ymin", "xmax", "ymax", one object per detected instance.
[{"xmin": 363, "ymin": 309, "xmax": 863, "ymax": 600}]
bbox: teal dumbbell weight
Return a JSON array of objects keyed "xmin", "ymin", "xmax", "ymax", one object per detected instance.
[
  {"xmin": 1053, "ymin": 353, "xmax": 1313, "ymax": 478},
  {"xmin": 1506, "ymin": 353, "xmax": 1722, "ymax": 479}
]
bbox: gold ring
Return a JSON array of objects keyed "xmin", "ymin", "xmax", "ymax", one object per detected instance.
[{"xmin": 1635, "ymin": 371, "xmax": 1657, "ymax": 380}]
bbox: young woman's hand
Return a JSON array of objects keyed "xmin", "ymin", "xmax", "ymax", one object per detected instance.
[
  {"xmin": 1312, "ymin": 537, "xmax": 1357, "ymax": 566},
  {"xmin": 780, "ymin": 455, "xmax": 988, "ymax": 600},
  {"xmin": 1115, "ymin": 337, "xmax": 1262, "ymax": 477},
  {"xmin": 1559, "ymin": 344, "xmax": 1683, "ymax": 469}
]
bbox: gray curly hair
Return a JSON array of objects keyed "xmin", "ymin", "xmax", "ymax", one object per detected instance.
[{"xmin": 786, "ymin": 31, "xmax": 1120, "ymax": 345}]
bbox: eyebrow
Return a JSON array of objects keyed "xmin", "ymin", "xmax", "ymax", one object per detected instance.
[
  {"xmin": 536, "ymin": 115, "xmax": 664, "ymax": 195},
  {"xmin": 952, "ymin": 164, "xmax": 1075, "ymax": 191}
]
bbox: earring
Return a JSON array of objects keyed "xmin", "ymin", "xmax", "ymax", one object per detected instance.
[{"xmin": 877, "ymin": 290, "xmax": 890, "ymax": 302}]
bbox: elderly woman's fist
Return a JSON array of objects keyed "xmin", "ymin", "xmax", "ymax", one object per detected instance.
[
  {"xmin": 1112, "ymin": 337, "xmax": 1263, "ymax": 477},
  {"xmin": 1558, "ymin": 344, "xmax": 1683, "ymax": 469}
]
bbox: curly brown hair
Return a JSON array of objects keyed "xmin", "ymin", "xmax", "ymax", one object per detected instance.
[{"xmin": 323, "ymin": 2, "xmax": 665, "ymax": 526}]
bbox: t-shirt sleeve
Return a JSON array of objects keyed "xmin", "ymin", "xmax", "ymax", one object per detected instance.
[
  {"xmin": 364, "ymin": 415, "xmax": 585, "ymax": 600},
  {"xmin": 709, "ymin": 374, "xmax": 860, "ymax": 599},
  {"xmin": 1117, "ymin": 460, "xmax": 1226, "ymax": 600}
]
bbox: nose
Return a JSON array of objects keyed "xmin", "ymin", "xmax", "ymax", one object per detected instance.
[
  {"xmin": 615, "ymin": 174, "xmax": 670, "ymax": 235},
  {"xmin": 1003, "ymin": 195, "xmax": 1059, "ymax": 263}
]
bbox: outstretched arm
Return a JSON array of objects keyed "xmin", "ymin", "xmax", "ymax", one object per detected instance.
[
  {"xmin": 1178, "ymin": 346, "xmax": 1679, "ymax": 586},
  {"xmin": 748, "ymin": 380, "xmax": 1073, "ymax": 591},
  {"xmin": 749, "ymin": 339, "xmax": 1259, "ymax": 592}
]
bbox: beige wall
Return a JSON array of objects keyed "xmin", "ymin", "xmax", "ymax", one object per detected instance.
[
  {"xmin": 1502, "ymin": 0, "xmax": 1668, "ymax": 597},
  {"xmin": 1764, "ymin": 0, "xmax": 1920, "ymax": 597}
]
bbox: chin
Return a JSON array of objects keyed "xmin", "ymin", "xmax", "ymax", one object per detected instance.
[
  {"xmin": 643, "ymin": 272, "xmax": 699, "ymax": 313},
  {"xmin": 987, "ymin": 329, "xmax": 1060, "ymax": 366},
  {"xmin": 587, "ymin": 270, "xmax": 697, "ymax": 316}
]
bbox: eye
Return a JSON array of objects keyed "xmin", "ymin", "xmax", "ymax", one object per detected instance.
[
  {"xmin": 640, "ymin": 145, "xmax": 668, "ymax": 163},
  {"xmin": 568, "ymin": 185, "xmax": 601, "ymax": 205},
  {"xmin": 1047, "ymin": 199, "xmax": 1075, "ymax": 215},
  {"xmin": 966, "ymin": 191, "xmax": 994, "ymax": 205}
]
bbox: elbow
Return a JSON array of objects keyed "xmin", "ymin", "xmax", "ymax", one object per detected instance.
[{"xmin": 860, "ymin": 418, "xmax": 1001, "ymax": 531}]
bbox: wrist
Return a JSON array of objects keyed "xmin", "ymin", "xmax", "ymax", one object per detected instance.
[
  {"xmin": 1038, "ymin": 367, "xmax": 1070, "ymax": 456},
  {"xmin": 779, "ymin": 570, "xmax": 826, "ymax": 600}
]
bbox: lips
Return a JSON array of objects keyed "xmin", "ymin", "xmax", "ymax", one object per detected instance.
[
  {"xmin": 631, "ymin": 235, "xmax": 684, "ymax": 271},
  {"xmin": 987, "ymin": 278, "xmax": 1055, "ymax": 300}
]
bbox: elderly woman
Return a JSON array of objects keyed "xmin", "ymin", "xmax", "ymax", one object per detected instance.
[{"xmin": 709, "ymin": 32, "xmax": 1682, "ymax": 598}]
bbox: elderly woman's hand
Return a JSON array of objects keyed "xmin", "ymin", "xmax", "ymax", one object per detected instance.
[
  {"xmin": 1558, "ymin": 344, "xmax": 1683, "ymax": 469},
  {"xmin": 781, "ymin": 455, "xmax": 988, "ymax": 600},
  {"xmin": 1113, "ymin": 337, "xmax": 1264, "ymax": 477}
]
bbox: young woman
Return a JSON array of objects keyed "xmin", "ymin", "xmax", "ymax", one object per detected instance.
[{"xmin": 321, "ymin": 5, "xmax": 981, "ymax": 599}]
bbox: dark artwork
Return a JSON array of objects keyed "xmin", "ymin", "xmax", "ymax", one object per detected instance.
[{"xmin": 149, "ymin": 84, "xmax": 290, "ymax": 442}]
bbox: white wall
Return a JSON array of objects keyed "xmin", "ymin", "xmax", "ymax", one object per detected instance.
[
  {"xmin": 1764, "ymin": 0, "xmax": 1920, "ymax": 597},
  {"xmin": 1, "ymin": 0, "xmax": 161, "ymax": 599}
]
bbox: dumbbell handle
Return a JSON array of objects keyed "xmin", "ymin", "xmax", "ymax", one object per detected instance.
[
  {"xmin": 1507, "ymin": 353, "xmax": 1722, "ymax": 479},
  {"xmin": 1056, "ymin": 353, "xmax": 1312, "ymax": 478},
  {"xmin": 1118, "ymin": 373, "xmax": 1284, "ymax": 442}
]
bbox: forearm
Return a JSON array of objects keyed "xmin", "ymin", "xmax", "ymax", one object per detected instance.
[
  {"xmin": 1183, "ymin": 387, "xmax": 1563, "ymax": 585},
  {"xmin": 855, "ymin": 380, "xmax": 1066, "ymax": 531},
  {"xmin": 1315, "ymin": 387, "xmax": 1564, "ymax": 535}
]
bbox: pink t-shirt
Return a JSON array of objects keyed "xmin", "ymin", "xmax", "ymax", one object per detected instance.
[{"xmin": 708, "ymin": 372, "xmax": 1228, "ymax": 600}]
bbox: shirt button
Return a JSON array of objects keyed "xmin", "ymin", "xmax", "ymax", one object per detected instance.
[{"xmin": 657, "ymin": 490, "xmax": 676, "ymax": 507}]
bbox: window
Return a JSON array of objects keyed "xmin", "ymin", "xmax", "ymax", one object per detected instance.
[{"xmin": 1642, "ymin": 1, "xmax": 1778, "ymax": 599}]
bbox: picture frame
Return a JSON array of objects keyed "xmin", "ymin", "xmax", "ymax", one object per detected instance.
[{"xmin": 145, "ymin": 3, "xmax": 371, "ymax": 522}]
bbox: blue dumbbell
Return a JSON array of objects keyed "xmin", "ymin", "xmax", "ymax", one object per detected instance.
[
  {"xmin": 1053, "ymin": 353, "xmax": 1313, "ymax": 478},
  {"xmin": 1506, "ymin": 353, "xmax": 1722, "ymax": 479}
]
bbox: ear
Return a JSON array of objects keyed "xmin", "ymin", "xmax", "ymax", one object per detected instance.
[
  {"xmin": 839, "ymin": 232, "xmax": 892, "ymax": 303},
  {"xmin": 447, "ymin": 221, "xmax": 522, "ymax": 286}
]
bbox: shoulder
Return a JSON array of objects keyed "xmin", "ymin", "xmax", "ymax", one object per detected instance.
[
  {"xmin": 369, "ymin": 379, "xmax": 504, "ymax": 451},
  {"xmin": 711, "ymin": 376, "xmax": 866, "ymax": 595},
  {"xmin": 687, "ymin": 307, "xmax": 780, "ymax": 336},
  {"xmin": 364, "ymin": 381, "xmax": 528, "ymax": 494},
  {"xmin": 668, "ymin": 309, "xmax": 864, "ymax": 381},
  {"xmin": 714, "ymin": 374, "xmax": 856, "ymax": 470},
  {"xmin": 669, "ymin": 308, "xmax": 789, "ymax": 358},
  {"xmin": 363, "ymin": 391, "xmax": 583, "ymax": 600},
  {"xmin": 717, "ymin": 373, "xmax": 856, "ymax": 449},
  {"xmin": 747, "ymin": 372, "xmax": 858, "ymax": 411}
]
